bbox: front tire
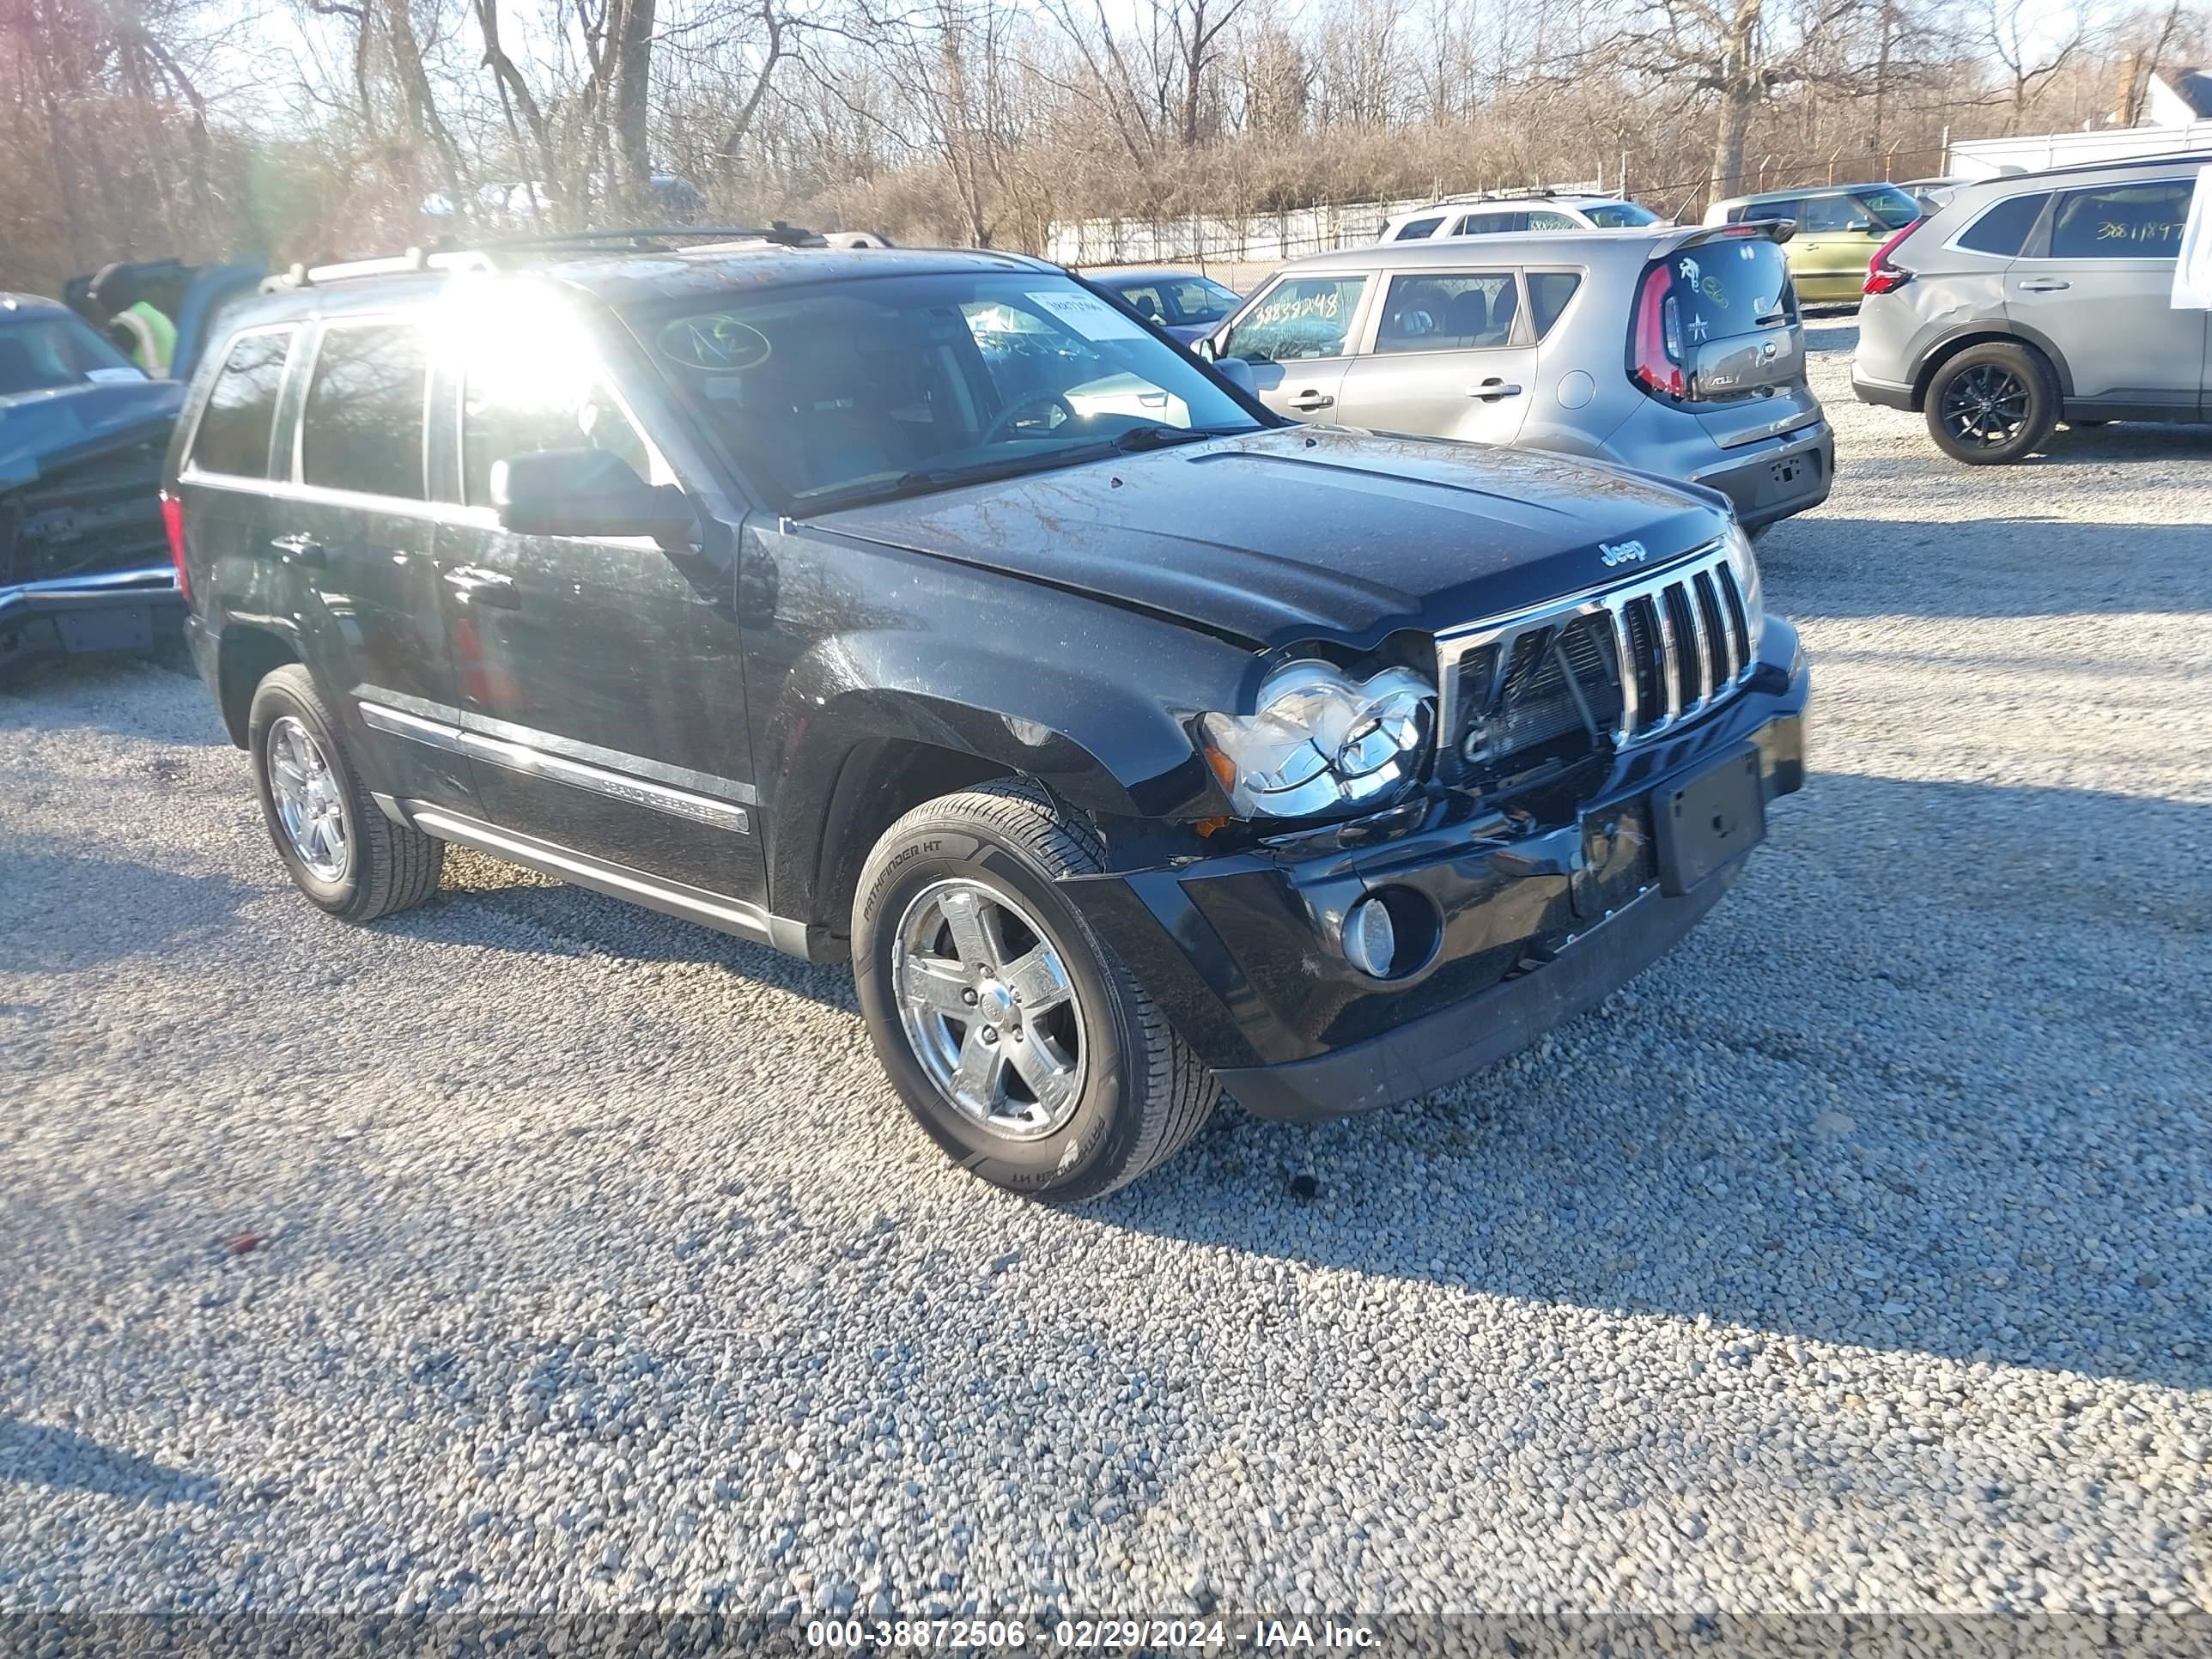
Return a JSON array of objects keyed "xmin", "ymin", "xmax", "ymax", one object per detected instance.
[
  {"xmin": 853, "ymin": 779, "xmax": 1218, "ymax": 1200},
  {"xmin": 247, "ymin": 664, "xmax": 443, "ymax": 921},
  {"xmin": 1925, "ymin": 342, "xmax": 2057, "ymax": 465}
]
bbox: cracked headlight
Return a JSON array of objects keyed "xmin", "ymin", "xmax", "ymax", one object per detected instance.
[
  {"xmin": 1723, "ymin": 520, "xmax": 1767, "ymax": 655},
  {"xmin": 1200, "ymin": 659, "xmax": 1435, "ymax": 819}
]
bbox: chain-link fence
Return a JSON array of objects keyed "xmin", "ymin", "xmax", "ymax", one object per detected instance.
[{"xmin": 1050, "ymin": 143, "xmax": 1955, "ymax": 271}]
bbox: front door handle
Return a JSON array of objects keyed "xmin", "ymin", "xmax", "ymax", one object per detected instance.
[
  {"xmin": 270, "ymin": 532, "xmax": 325, "ymax": 567},
  {"xmin": 442, "ymin": 567, "xmax": 520, "ymax": 610},
  {"xmin": 1285, "ymin": 392, "xmax": 1335, "ymax": 411},
  {"xmin": 1470, "ymin": 380, "xmax": 1524, "ymax": 400},
  {"xmin": 2016, "ymin": 278, "xmax": 2071, "ymax": 292}
]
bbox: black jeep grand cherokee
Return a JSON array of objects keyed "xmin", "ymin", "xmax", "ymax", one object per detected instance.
[{"xmin": 169, "ymin": 233, "xmax": 1808, "ymax": 1200}]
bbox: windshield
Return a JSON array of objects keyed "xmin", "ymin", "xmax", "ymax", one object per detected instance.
[
  {"xmin": 1099, "ymin": 273, "xmax": 1241, "ymax": 328},
  {"xmin": 0, "ymin": 313, "xmax": 143, "ymax": 396},
  {"xmin": 1856, "ymin": 185, "xmax": 1921, "ymax": 229},
  {"xmin": 1585, "ymin": 201, "xmax": 1660, "ymax": 228},
  {"xmin": 636, "ymin": 271, "xmax": 1261, "ymax": 515}
]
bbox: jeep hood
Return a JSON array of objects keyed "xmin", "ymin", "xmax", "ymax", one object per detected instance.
[{"xmin": 817, "ymin": 426, "xmax": 1730, "ymax": 648}]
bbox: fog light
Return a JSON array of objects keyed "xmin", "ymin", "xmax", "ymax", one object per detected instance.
[{"xmin": 1342, "ymin": 896, "xmax": 1396, "ymax": 979}]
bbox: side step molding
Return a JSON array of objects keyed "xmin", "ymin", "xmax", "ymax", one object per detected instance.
[{"xmin": 404, "ymin": 804, "xmax": 830, "ymax": 959}]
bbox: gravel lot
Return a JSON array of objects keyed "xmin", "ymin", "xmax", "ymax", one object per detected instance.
[{"xmin": 3, "ymin": 326, "xmax": 2209, "ymax": 1632}]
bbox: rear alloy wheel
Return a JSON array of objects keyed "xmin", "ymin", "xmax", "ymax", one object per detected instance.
[
  {"xmin": 247, "ymin": 663, "xmax": 444, "ymax": 921},
  {"xmin": 853, "ymin": 779, "xmax": 1218, "ymax": 1200},
  {"xmin": 1925, "ymin": 343, "xmax": 2056, "ymax": 465}
]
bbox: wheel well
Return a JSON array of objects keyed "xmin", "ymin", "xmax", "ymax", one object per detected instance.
[
  {"xmin": 809, "ymin": 739, "xmax": 1017, "ymax": 943},
  {"xmin": 1912, "ymin": 331, "xmax": 2060, "ymax": 410},
  {"xmin": 216, "ymin": 627, "xmax": 298, "ymax": 749}
]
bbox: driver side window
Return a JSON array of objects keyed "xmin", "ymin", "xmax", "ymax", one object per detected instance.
[
  {"xmin": 1218, "ymin": 276, "xmax": 1369, "ymax": 362},
  {"xmin": 461, "ymin": 349, "xmax": 656, "ymax": 508}
]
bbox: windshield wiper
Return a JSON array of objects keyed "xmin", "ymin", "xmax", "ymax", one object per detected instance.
[
  {"xmin": 795, "ymin": 453, "xmax": 1089, "ymax": 515},
  {"xmin": 1106, "ymin": 424, "xmax": 1248, "ymax": 453}
]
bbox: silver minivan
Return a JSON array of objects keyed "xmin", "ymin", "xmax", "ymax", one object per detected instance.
[{"xmin": 1200, "ymin": 224, "xmax": 1834, "ymax": 532}]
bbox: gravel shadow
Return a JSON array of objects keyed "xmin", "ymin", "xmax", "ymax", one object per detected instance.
[
  {"xmin": 0, "ymin": 1418, "xmax": 216, "ymax": 1508},
  {"xmin": 1759, "ymin": 517, "xmax": 2212, "ymax": 620},
  {"xmin": 1094, "ymin": 771, "xmax": 2212, "ymax": 1394},
  {"xmin": 0, "ymin": 843, "xmax": 258, "ymax": 975}
]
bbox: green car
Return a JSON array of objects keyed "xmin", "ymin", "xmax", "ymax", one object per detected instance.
[{"xmin": 1703, "ymin": 183, "xmax": 1923, "ymax": 305}]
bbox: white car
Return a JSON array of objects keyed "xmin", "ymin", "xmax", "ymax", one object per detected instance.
[{"xmin": 1377, "ymin": 195, "xmax": 1665, "ymax": 242}]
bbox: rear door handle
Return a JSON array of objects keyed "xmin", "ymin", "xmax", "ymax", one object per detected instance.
[
  {"xmin": 1470, "ymin": 380, "xmax": 1524, "ymax": 400},
  {"xmin": 1285, "ymin": 392, "xmax": 1335, "ymax": 411},
  {"xmin": 2016, "ymin": 278, "xmax": 2071, "ymax": 292},
  {"xmin": 442, "ymin": 566, "xmax": 520, "ymax": 610},
  {"xmin": 270, "ymin": 532, "xmax": 325, "ymax": 568}
]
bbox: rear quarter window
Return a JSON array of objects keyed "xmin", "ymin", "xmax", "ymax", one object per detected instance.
[
  {"xmin": 1393, "ymin": 217, "xmax": 1444, "ymax": 240},
  {"xmin": 187, "ymin": 328, "xmax": 295, "ymax": 478},
  {"xmin": 1955, "ymin": 192, "xmax": 2049, "ymax": 256},
  {"xmin": 1667, "ymin": 240, "xmax": 1796, "ymax": 342},
  {"xmin": 1528, "ymin": 272, "xmax": 1583, "ymax": 338}
]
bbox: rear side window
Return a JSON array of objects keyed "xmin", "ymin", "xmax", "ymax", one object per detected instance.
[
  {"xmin": 1218, "ymin": 276, "xmax": 1368, "ymax": 362},
  {"xmin": 2049, "ymin": 179, "xmax": 2194, "ymax": 260},
  {"xmin": 1528, "ymin": 272, "xmax": 1583, "ymax": 337},
  {"xmin": 1800, "ymin": 194, "xmax": 1865, "ymax": 232},
  {"xmin": 1665, "ymin": 239, "xmax": 1796, "ymax": 342},
  {"xmin": 1394, "ymin": 216, "xmax": 1444, "ymax": 240},
  {"xmin": 1527, "ymin": 210, "xmax": 1578, "ymax": 231},
  {"xmin": 1454, "ymin": 212, "xmax": 1523, "ymax": 235},
  {"xmin": 1957, "ymin": 192, "xmax": 2049, "ymax": 256},
  {"xmin": 188, "ymin": 329, "xmax": 294, "ymax": 478},
  {"xmin": 301, "ymin": 323, "xmax": 428, "ymax": 499},
  {"xmin": 1372, "ymin": 273, "xmax": 1517, "ymax": 353}
]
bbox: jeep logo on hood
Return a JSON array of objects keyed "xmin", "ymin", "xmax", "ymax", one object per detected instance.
[{"xmin": 1600, "ymin": 539, "xmax": 1650, "ymax": 568}]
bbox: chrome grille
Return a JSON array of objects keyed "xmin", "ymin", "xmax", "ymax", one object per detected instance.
[{"xmin": 1437, "ymin": 540, "xmax": 1756, "ymax": 783}]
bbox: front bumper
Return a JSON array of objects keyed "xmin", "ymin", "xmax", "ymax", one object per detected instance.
[
  {"xmin": 0, "ymin": 565, "xmax": 182, "ymax": 671},
  {"xmin": 1692, "ymin": 423, "xmax": 1834, "ymax": 530},
  {"xmin": 1068, "ymin": 617, "xmax": 1810, "ymax": 1122}
]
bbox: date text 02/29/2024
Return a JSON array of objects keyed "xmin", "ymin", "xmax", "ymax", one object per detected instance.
[{"xmin": 805, "ymin": 1617, "xmax": 1382, "ymax": 1650}]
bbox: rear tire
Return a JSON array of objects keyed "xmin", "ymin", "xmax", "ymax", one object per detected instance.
[
  {"xmin": 1924, "ymin": 342, "xmax": 2057, "ymax": 465},
  {"xmin": 247, "ymin": 664, "xmax": 443, "ymax": 922},
  {"xmin": 852, "ymin": 778, "xmax": 1218, "ymax": 1201}
]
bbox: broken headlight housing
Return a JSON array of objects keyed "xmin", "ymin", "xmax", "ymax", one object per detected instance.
[{"xmin": 1200, "ymin": 659, "xmax": 1435, "ymax": 819}]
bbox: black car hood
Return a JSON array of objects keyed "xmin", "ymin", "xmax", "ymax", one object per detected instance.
[
  {"xmin": 818, "ymin": 426, "xmax": 1729, "ymax": 648},
  {"xmin": 0, "ymin": 380, "xmax": 183, "ymax": 486}
]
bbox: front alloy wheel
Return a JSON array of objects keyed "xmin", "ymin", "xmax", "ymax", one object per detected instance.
[
  {"xmin": 852, "ymin": 779, "xmax": 1218, "ymax": 1200},
  {"xmin": 893, "ymin": 878, "xmax": 1088, "ymax": 1139}
]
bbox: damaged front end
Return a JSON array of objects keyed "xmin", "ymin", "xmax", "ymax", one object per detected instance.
[{"xmin": 0, "ymin": 384, "xmax": 184, "ymax": 675}]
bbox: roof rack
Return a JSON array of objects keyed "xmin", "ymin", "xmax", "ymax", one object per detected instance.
[
  {"xmin": 1412, "ymin": 183, "xmax": 1608, "ymax": 211},
  {"xmin": 262, "ymin": 222, "xmax": 826, "ymax": 291}
]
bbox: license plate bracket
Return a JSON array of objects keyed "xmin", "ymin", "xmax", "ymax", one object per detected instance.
[{"xmin": 1652, "ymin": 747, "xmax": 1765, "ymax": 896}]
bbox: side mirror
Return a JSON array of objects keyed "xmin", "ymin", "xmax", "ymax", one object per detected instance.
[
  {"xmin": 492, "ymin": 448, "xmax": 697, "ymax": 549},
  {"xmin": 1212, "ymin": 356, "xmax": 1255, "ymax": 395},
  {"xmin": 1845, "ymin": 217, "xmax": 1875, "ymax": 234},
  {"xmin": 1191, "ymin": 335, "xmax": 1218, "ymax": 361}
]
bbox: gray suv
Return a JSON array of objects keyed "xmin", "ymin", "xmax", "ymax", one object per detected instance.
[
  {"xmin": 1852, "ymin": 154, "xmax": 2208, "ymax": 463},
  {"xmin": 1200, "ymin": 223, "xmax": 1834, "ymax": 533}
]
